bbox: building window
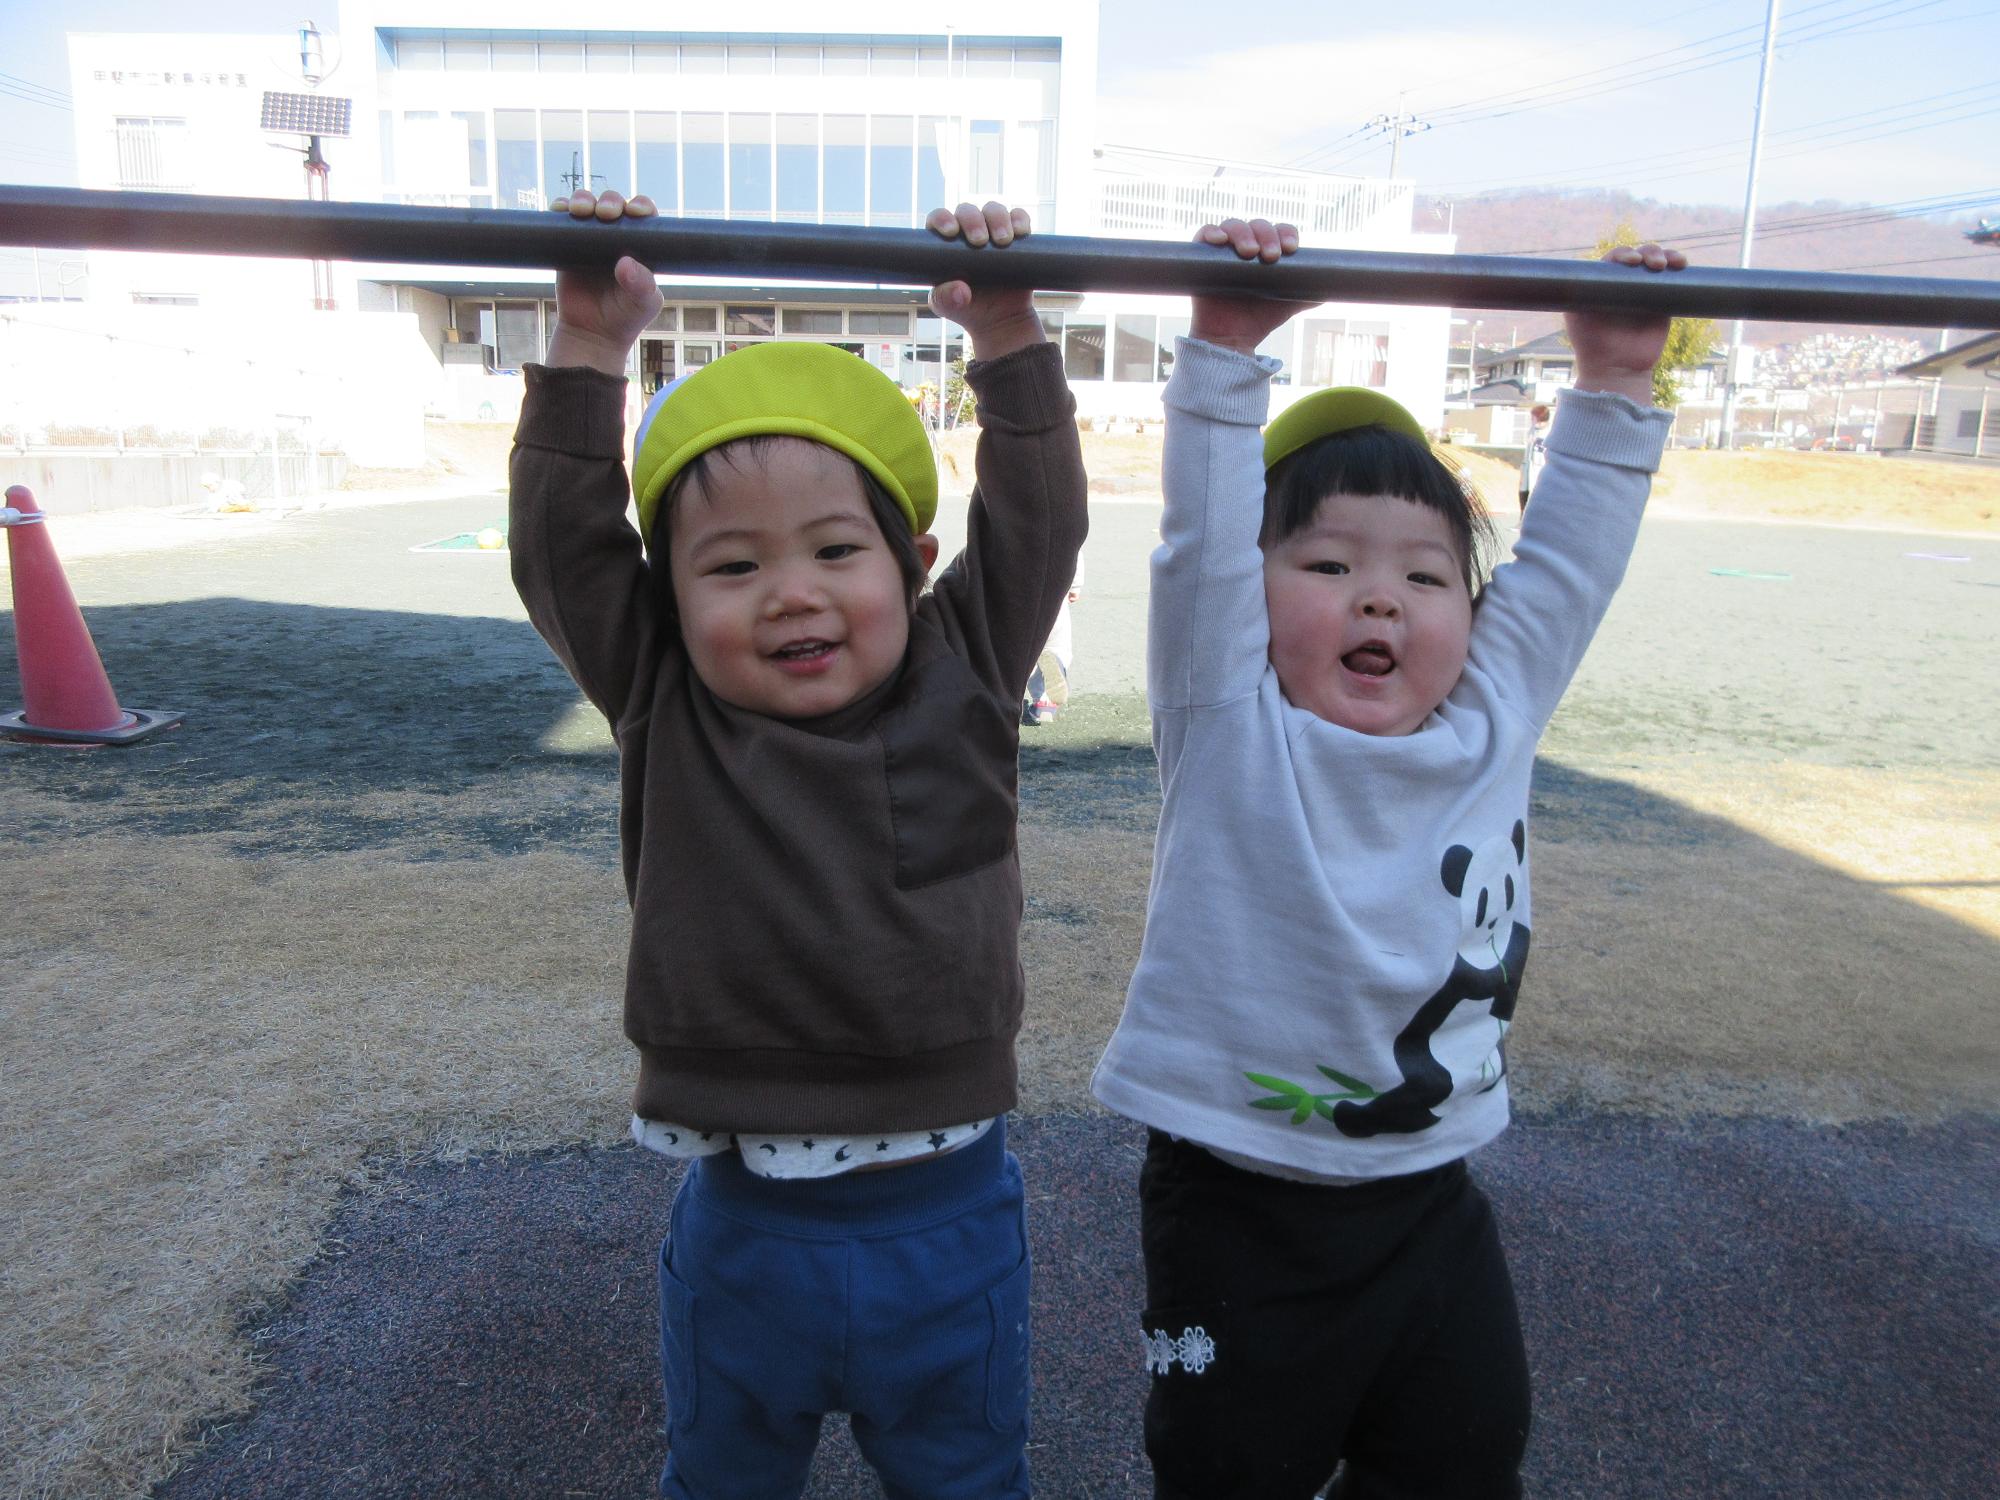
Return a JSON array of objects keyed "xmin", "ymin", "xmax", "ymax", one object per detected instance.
[
  {"xmin": 586, "ymin": 43, "xmax": 632, "ymax": 74},
  {"xmin": 495, "ymin": 110, "xmax": 538, "ymax": 209},
  {"xmin": 682, "ymin": 306, "xmax": 719, "ymax": 333},
  {"xmin": 850, "ymin": 310, "xmax": 911, "ymax": 336},
  {"xmin": 453, "ymin": 111, "xmax": 488, "ymax": 189},
  {"xmin": 783, "ymin": 309, "xmax": 844, "ymax": 335},
  {"xmin": 444, "ymin": 38, "xmax": 488, "ymax": 72},
  {"xmin": 1038, "ymin": 312, "xmax": 1065, "ymax": 342},
  {"xmin": 492, "ymin": 40, "xmax": 535, "ymax": 73},
  {"xmin": 1016, "ymin": 47, "xmax": 1062, "ymax": 114},
  {"xmin": 870, "ymin": 117, "xmax": 914, "ymax": 226},
  {"xmin": 728, "ymin": 44, "xmax": 775, "ymax": 75},
  {"xmin": 824, "ymin": 46, "xmax": 867, "ymax": 77},
  {"xmin": 540, "ymin": 42, "xmax": 583, "ymax": 73},
  {"xmin": 968, "ymin": 120, "xmax": 1003, "ymax": 201},
  {"xmin": 776, "ymin": 45, "xmax": 819, "ymax": 75},
  {"xmin": 1064, "ymin": 317, "xmax": 1106, "ymax": 382},
  {"xmin": 871, "ymin": 46, "xmax": 916, "ymax": 76},
  {"xmin": 1113, "ymin": 315, "xmax": 1162, "ymax": 382},
  {"xmin": 542, "ymin": 110, "xmax": 585, "ymax": 199},
  {"xmin": 636, "ymin": 113, "xmax": 677, "ymax": 210},
  {"xmin": 777, "ymin": 115, "xmax": 818, "ymax": 221},
  {"xmin": 684, "ymin": 45, "xmax": 725, "ymax": 75},
  {"xmin": 1304, "ymin": 319, "xmax": 1388, "ymax": 388},
  {"xmin": 396, "ymin": 36, "xmax": 444, "ymax": 71},
  {"xmin": 114, "ymin": 116, "xmax": 191, "ymax": 190},
  {"xmin": 730, "ymin": 114, "xmax": 774, "ymax": 219},
  {"xmin": 1960, "ymin": 408, "xmax": 1984, "ymax": 439},
  {"xmin": 725, "ymin": 306, "xmax": 776, "ymax": 337},
  {"xmin": 635, "ymin": 44, "xmax": 678, "ymax": 74},
  {"xmin": 493, "ymin": 302, "xmax": 539, "ymax": 370},
  {"xmin": 684, "ymin": 114, "xmax": 724, "ymax": 216},
  {"xmin": 824, "ymin": 115, "xmax": 864, "ymax": 225},
  {"xmin": 590, "ymin": 111, "xmax": 631, "ymax": 195},
  {"xmin": 918, "ymin": 117, "xmax": 947, "ymax": 213}
]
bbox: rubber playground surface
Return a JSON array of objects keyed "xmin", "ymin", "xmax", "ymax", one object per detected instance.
[{"xmin": 3, "ymin": 483, "xmax": 1997, "ymax": 1499}]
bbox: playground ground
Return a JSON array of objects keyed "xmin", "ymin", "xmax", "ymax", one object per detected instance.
[{"xmin": 2, "ymin": 450, "xmax": 1996, "ymax": 1498}]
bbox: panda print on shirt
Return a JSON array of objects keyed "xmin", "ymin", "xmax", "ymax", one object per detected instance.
[{"xmin": 1243, "ymin": 822, "xmax": 1530, "ymax": 1138}]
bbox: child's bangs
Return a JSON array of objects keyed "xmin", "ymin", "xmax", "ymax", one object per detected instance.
[{"xmin": 1262, "ymin": 427, "xmax": 1498, "ymax": 594}]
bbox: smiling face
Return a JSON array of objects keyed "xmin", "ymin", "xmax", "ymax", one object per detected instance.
[
  {"xmin": 666, "ymin": 437, "xmax": 932, "ymax": 720},
  {"xmin": 1262, "ymin": 492, "xmax": 1474, "ymax": 737}
]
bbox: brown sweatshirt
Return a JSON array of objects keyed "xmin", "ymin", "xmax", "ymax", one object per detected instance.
[{"xmin": 509, "ymin": 343, "xmax": 1088, "ymax": 1135}]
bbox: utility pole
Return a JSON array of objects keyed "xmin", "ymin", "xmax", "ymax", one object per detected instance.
[
  {"xmin": 1719, "ymin": 0, "xmax": 1782, "ymax": 450},
  {"xmin": 1369, "ymin": 100, "xmax": 1430, "ymax": 178}
]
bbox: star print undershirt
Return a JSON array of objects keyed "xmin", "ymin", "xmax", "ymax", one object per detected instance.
[{"xmin": 631, "ymin": 1114, "xmax": 994, "ymax": 1180}]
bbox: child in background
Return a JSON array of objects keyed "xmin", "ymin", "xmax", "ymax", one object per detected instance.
[
  {"xmin": 511, "ymin": 192, "xmax": 1086, "ymax": 1499},
  {"xmin": 1091, "ymin": 217, "xmax": 1685, "ymax": 1499},
  {"xmin": 1022, "ymin": 555, "xmax": 1082, "ymax": 725}
]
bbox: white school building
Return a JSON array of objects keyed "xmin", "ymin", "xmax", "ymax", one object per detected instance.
[{"xmin": 14, "ymin": 1, "xmax": 1453, "ymax": 476}]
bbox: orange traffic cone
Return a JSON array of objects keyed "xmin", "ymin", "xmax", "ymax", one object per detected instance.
[{"xmin": 2, "ymin": 484, "xmax": 183, "ymax": 745}]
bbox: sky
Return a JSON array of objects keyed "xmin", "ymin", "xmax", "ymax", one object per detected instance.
[{"xmin": 2, "ymin": 0, "xmax": 1996, "ymax": 224}]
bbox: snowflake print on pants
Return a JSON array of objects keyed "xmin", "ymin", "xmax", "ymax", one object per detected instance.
[{"xmin": 1144, "ymin": 1324, "xmax": 1217, "ymax": 1376}]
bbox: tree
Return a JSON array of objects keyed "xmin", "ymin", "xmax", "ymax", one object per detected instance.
[{"xmin": 1581, "ymin": 223, "xmax": 1717, "ymax": 410}]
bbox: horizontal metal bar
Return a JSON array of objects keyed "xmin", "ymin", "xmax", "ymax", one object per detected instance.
[{"xmin": 2, "ymin": 186, "xmax": 1997, "ymax": 327}]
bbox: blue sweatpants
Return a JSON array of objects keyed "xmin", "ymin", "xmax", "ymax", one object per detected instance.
[{"xmin": 657, "ymin": 1118, "xmax": 1032, "ymax": 1500}]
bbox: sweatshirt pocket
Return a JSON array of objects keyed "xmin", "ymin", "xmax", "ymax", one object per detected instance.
[{"xmin": 878, "ymin": 654, "xmax": 1018, "ymax": 889}]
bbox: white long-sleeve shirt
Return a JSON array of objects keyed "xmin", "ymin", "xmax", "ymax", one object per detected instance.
[{"xmin": 1090, "ymin": 339, "xmax": 1670, "ymax": 1180}]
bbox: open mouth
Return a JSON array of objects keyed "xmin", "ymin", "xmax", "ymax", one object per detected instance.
[
  {"xmin": 1342, "ymin": 643, "xmax": 1395, "ymax": 677},
  {"xmin": 771, "ymin": 639, "xmax": 837, "ymax": 663}
]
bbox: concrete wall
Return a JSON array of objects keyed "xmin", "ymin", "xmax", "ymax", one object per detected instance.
[{"xmin": 2, "ymin": 450, "xmax": 349, "ymax": 514}]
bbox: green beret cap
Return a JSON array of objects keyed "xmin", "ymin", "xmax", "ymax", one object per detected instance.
[
  {"xmin": 631, "ymin": 341, "xmax": 936, "ymax": 546},
  {"xmin": 1263, "ymin": 387, "xmax": 1428, "ymax": 472}
]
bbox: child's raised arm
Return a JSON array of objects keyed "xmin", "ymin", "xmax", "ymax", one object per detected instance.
[
  {"xmin": 509, "ymin": 190, "xmax": 668, "ymax": 729},
  {"xmin": 918, "ymin": 201, "xmax": 1087, "ymax": 700}
]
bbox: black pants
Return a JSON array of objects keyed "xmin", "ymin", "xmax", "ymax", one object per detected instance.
[{"xmin": 1139, "ymin": 1132, "xmax": 1530, "ymax": 1500}]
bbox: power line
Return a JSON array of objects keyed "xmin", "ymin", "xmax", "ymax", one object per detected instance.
[
  {"xmin": 1832, "ymin": 249, "xmax": 2000, "ymax": 271},
  {"xmin": 0, "ymin": 70, "xmax": 72, "ymax": 105},
  {"xmin": 1490, "ymin": 190, "xmax": 2000, "ymax": 258}
]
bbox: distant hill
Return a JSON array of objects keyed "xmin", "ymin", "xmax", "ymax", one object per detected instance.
[{"xmin": 1419, "ymin": 188, "xmax": 2000, "ymax": 350}]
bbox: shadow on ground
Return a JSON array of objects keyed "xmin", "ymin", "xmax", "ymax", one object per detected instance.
[{"xmin": 152, "ymin": 1112, "xmax": 1999, "ymax": 1500}]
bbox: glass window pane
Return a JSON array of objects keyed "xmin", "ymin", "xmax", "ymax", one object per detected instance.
[
  {"xmin": 492, "ymin": 41, "xmax": 535, "ymax": 73},
  {"xmin": 495, "ymin": 109, "xmax": 538, "ymax": 210},
  {"xmin": 540, "ymin": 42, "xmax": 583, "ymax": 74},
  {"xmin": 966, "ymin": 48, "xmax": 1011, "ymax": 79},
  {"xmin": 495, "ymin": 303, "xmax": 538, "ymax": 369},
  {"xmin": 1012, "ymin": 120, "xmax": 1053, "ymax": 206},
  {"xmin": 824, "ymin": 115, "xmax": 864, "ymax": 225},
  {"xmin": 541, "ymin": 110, "xmax": 584, "ymax": 201},
  {"xmin": 683, "ymin": 113, "xmax": 724, "ymax": 216},
  {"xmin": 635, "ymin": 44, "xmax": 677, "ymax": 74},
  {"xmin": 1016, "ymin": 48, "xmax": 1061, "ymax": 114},
  {"xmin": 589, "ymin": 111, "xmax": 631, "ymax": 194},
  {"xmin": 783, "ymin": 309, "xmax": 843, "ymax": 334},
  {"xmin": 968, "ymin": 120, "xmax": 1003, "ymax": 201},
  {"xmin": 725, "ymin": 306, "xmax": 776, "ymax": 337},
  {"xmin": 1064, "ymin": 317, "xmax": 1106, "ymax": 382},
  {"xmin": 682, "ymin": 306, "xmax": 718, "ymax": 333},
  {"xmin": 1038, "ymin": 311, "xmax": 1064, "ymax": 341},
  {"xmin": 729, "ymin": 114, "xmax": 773, "ymax": 219},
  {"xmin": 918, "ymin": 116, "xmax": 947, "ymax": 215},
  {"xmin": 824, "ymin": 46, "xmax": 867, "ymax": 76},
  {"xmin": 850, "ymin": 309, "xmax": 911, "ymax": 336},
  {"xmin": 635, "ymin": 113, "xmax": 677, "ymax": 210},
  {"xmin": 586, "ymin": 44, "xmax": 630, "ymax": 73},
  {"xmin": 1257, "ymin": 325, "xmax": 1295, "ymax": 385},
  {"xmin": 871, "ymin": 46, "xmax": 915, "ymax": 76},
  {"xmin": 450, "ymin": 111, "xmax": 488, "ymax": 188},
  {"xmin": 397, "ymin": 37, "xmax": 443, "ymax": 71},
  {"xmin": 444, "ymin": 38, "xmax": 487, "ymax": 72},
  {"xmin": 776, "ymin": 46, "xmax": 819, "ymax": 75},
  {"xmin": 683, "ymin": 45, "xmax": 724, "ymax": 75},
  {"xmin": 869, "ymin": 116, "xmax": 913, "ymax": 226},
  {"xmin": 918, "ymin": 48, "xmax": 947, "ymax": 79},
  {"xmin": 777, "ymin": 114, "xmax": 817, "ymax": 221},
  {"xmin": 1158, "ymin": 316, "xmax": 1189, "ymax": 381},
  {"xmin": 728, "ymin": 44, "xmax": 773, "ymax": 75},
  {"xmin": 649, "ymin": 306, "xmax": 679, "ymax": 331},
  {"xmin": 1114, "ymin": 315, "xmax": 1159, "ymax": 382}
]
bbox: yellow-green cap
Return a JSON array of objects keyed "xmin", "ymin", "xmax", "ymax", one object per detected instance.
[
  {"xmin": 631, "ymin": 341, "xmax": 937, "ymax": 546},
  {"xmin": 1263, "ymin": 387, "xmax": 1428, "ymax": 472}
]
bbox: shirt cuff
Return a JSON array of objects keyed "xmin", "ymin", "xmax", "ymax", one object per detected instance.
[
  {"xmin": 1164, "ymin": 337, "xmax": 1283, "ymax": 427},
  {"xmin": 1548, "ymin": 387, "xmax": 1673, "ymax": 473},
  {"xmin": 516, "ymin": 362, "xmax": 630, "ymax": 460}
]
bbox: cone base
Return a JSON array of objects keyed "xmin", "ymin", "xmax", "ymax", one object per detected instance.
[{"xmin": 0, "ymin": 706, "xmax": 185, "ymax": 745}]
